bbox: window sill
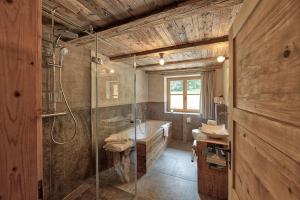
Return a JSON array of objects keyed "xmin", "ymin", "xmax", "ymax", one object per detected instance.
[{"xmin": 164, "ymin": 111, "xmax": 201, "ymax": 115}]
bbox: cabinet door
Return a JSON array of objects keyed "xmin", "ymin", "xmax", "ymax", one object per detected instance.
[{"xmin": 228, "ymin": 0, "xmax": 300, "ymax": 199}]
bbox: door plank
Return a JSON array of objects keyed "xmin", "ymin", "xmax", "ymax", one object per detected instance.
[
  {"xmin": 233, "ymin": 108, "xmax": 300, "ymax": 163},
  {"xmin": 234, "ymin": 0, "xmax": 300, "ymax": 127},
  {"xmin": 235, "ymin": 152, "xmax": 275, "ymax": 200},
  {"xmin": 235, "ymin": 124, "xmax": 300, "ymax": 200}
]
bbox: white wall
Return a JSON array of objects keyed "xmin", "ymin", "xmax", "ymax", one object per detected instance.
[
  {"xmin": 148, "ymin": 74, "xmax": 165, "ymax": 102},
  {"xmin": 136, "ymin": 69, "xmax": 149, "ymax": 103}
]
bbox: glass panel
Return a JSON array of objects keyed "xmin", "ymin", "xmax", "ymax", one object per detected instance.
[
  {"xmin": 170, "ymin": 80, "xmax": 183, "ymax": 94},
  {"xmin": 187, "ymin": 95, "xmax": 200, "ymax": 110},
  {"xmin": 170, "ymin": 95, "xmax": 184, "ymax": 110},
  {"xmin": 42, "ymin": 20, "xmax": 96, "ymax": 200},
  {"xmin": 187, "ymin": 79, "xmax": 201, "ymax": 94},
  {"xmin": 94, "ymin": 52, "xmax": 137, "ymax": 199}
]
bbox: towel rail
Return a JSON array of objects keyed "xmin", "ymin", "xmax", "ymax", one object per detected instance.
[{"xmin": 42, "ymin": 112, "xmax": 68, "ymax": 118}]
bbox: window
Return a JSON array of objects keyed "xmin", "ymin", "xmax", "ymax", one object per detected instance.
[{"xmin": 167, "ymin": 76, "xmax": 201, "ymax": 113}]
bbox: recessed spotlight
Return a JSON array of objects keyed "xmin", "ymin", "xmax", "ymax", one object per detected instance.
[
  {"xmin": 217, "ymin": 56, "xmax": 226, "ymax": 63},
  {"xmin": 159, "ymin": 53, "xmax": 165, "ymax": 65},
  {"xmin": 109, "ymin": 69, "xmax": 115, "ymax": 74}
]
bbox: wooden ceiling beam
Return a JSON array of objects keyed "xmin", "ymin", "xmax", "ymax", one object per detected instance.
[
  {"xmin": 145, "ymin": 65, "xmax": 222, "ymax": 74},
  {"xmin": 136, "ymin": 57, "xmax": 219, "ymax": 69},
  {"xmin": 110, "ymin": 36, "xmax": 228, "ymax": 61}
]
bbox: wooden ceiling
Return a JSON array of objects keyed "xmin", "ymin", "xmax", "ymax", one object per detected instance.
[{"xmin": 42, "ymin": 0, "xmax": 243, "ymax": 71}]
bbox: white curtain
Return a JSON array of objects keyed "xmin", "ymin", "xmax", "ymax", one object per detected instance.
[{"xmin": 201, "ymin": 71, "xmax": 215, "ymax": 120}]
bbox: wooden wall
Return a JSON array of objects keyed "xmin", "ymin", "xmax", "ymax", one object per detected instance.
[
  {"xmin": 0, "ymin": 0, "xmax": 42, "ymax": 200},
  {"xmin": 229, "ymin": 0, "xmax": 300, "ymax": 199}
]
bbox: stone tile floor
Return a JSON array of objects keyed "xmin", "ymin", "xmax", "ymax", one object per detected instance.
[{"xmin": 70, "ymin": 141, "xmax": 217, "ymax": 200}]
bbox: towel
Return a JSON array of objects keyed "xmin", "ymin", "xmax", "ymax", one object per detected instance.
[
  {"xmin": 161, "ymin": 124, "xmax": 170, "ymax": 137},
  {"xmin": 214, "ymin": 129, "xmax": 229, "ymax": 135},
  {"xmin": 104, "ymin": 132, "xmax": 129, "ymax": 143},
  {"xmin": 103, "ymin": 140, "xmax": 133, "ymax": 152},
  {"xmin": 207, "ymin": 120, "xmax": 217, "ymax": 126}
]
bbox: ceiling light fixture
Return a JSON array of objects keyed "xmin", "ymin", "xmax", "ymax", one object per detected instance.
[
  {"xmin": 159, "ymin": 53, "xmax": 165, "ymax": 65},
  {"xmin": 217, "ymin": 56, "xmax": 226, "ymax": 63}
]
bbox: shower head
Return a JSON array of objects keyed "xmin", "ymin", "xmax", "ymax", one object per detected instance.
[
  {"xmin": 60, "ymin": 47, "xmax": 69, "ymax": 56},
  {"xmin": 59, "ymin": 47, "xmax": 69, "ymax": 66}
]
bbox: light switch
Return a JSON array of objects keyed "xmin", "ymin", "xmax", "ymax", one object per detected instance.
[{"xmin": 186, "ymin": 117, "xmax": 191, "ymax": 123}]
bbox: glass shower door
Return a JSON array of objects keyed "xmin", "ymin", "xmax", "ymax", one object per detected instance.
[
  {"xmin": 42, "ymin": 20, "xmax": 97, "ymax": 200},
  {"xmin": 91, "ymin": 35, "xmax": 137, "ymax": 200}
]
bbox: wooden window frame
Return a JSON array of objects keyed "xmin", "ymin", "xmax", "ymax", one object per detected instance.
[{"xmin": 167, "ymin": 76, "xmax": 201, "ymax": 113}]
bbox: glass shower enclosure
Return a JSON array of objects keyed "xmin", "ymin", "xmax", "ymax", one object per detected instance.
[{"xmin": 41, "ymin": 9, "xmax": 137, "ymax": 200}]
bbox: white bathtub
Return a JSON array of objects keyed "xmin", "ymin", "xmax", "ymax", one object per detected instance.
[{"xmin": 126, "ymin": 120, "xmax": 171, "ymax": 143}]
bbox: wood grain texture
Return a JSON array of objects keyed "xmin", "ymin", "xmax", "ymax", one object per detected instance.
[
  {"xmin": 121, "ymin": 42, "xmax": 229, "ymax": 71},
  {"xmin": 229, "ymin": 0, "xmax": 300, "ymax": 199},
  {"xmin": 137, "ymin": 128, "xmax": 172, "ymax": 175},
  {"xmin": 136, "ymin": 57, "xmax": 219, "ymax": 69},
  {"xmin": 59, "ymin": 0, "xmax": 242, "ymax": 71},
  {"xmin": 43, "ymin": 0, "xmax": 178, "ymax": 31},
  {"xmin": 0, "ymin": 0, "xmax": 42, "ymax": 200},
  {"xmin": 41, "ymin": 0, "xmax": 242, "ymax": 71},
  {"xmin": 235, "ymin": 124, "xmax": 300, "ymax": 200},
  {"xmin": 110, "ymin": 36, "xmax": 228, "ymax": 61},
  {"xmin": 233, "ymin": 108, "xmax": 300, "ymax": 163},
  {"xmin": 197, "ymin": 141, "xmax": 228, "ymax": 199},
  {"xmin": 234, "ymin": 0, "xmax": 300, "ymax": 127}
]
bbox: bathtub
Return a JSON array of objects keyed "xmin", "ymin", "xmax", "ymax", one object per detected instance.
[
  {"xmin": 120, "ymin": 120, "xmax": 172, "ymax": 175},
  {"xmin": 130, "ymin": 120, "xmax": 171, "ymax": 142}
]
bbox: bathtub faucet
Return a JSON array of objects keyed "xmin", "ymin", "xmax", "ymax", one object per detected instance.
[
  {"xmin": 136, "ymin": 119, "xmax": 145, "ymax": 135},
  {"xmin": 136, "ymin": 119, "xmax": 142, "ymax": 124}
]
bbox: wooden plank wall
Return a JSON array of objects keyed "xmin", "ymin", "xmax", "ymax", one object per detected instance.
[
  {"xmin": 0, "ymin": 0, "xmax": 42, "ymax": 200},
  {"xmin": 230, "ymin": 0, "xmax": 300, "ymax": 199}
]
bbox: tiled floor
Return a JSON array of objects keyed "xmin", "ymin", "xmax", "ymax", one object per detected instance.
[
  {"xmin": 134, "ymin": 141, "xmax": 199, "ymax": 200},
  {"xmin": 69, "ymin": 141, "xmax": 217, "ymax": 200}
]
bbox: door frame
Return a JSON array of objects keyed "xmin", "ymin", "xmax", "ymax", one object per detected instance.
[{"xmin": 0, "ymin": 0, "xmax": 43, "ymax": 199}]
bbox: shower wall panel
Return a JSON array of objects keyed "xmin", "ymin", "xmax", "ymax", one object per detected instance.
[{"xmin": 42, "ymin": 26, "xmax": 93, "ymax": 200}]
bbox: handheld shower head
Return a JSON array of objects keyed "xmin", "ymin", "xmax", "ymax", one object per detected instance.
[
  {"xmin": 60, "ymin": 47, "xmax": 69, "ymax": 56},
  {"xmin": 59, "ymin": 47, "xmax": 69, "ymax": 66}
]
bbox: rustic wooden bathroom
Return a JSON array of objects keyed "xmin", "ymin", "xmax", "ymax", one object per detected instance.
[{"xmin": 1, "ymin": 0, "xmax": 299, "ymax": 200}]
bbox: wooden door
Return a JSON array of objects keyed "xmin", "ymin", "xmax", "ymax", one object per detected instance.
[
  {"xmin": 0, "ymin": 0, "xmax": 42, "ymax": 199},
  {"xmin": 228, "ymin": 0, "xmax": 300, "ymax": 199}
]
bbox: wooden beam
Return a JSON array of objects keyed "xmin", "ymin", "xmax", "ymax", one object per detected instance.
[
  {"xmin": 145, "ymin": 65, "xmax": 222, "ymax": 74},
  {"xmin": 70, "ymin": 0, "xmax": 242, "ymax": 44},
  {"xmin": 137, "ymin": 57, "xmax": 219, "ymax": 69},
  {"xmin": 110, "ymin": 36, "xmax": 228, "ymax": 60},
  {"xmin": 0, "ymin": 0, "xmax": 42, "ymax": 199}
]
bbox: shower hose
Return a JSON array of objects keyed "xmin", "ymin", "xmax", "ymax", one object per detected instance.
[{"xmin": 50, "ymin": 67, "xmax": 78, "ymax": 145}]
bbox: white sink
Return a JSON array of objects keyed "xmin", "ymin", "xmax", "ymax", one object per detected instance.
[{"xmin": 192, "ymin": 129, "xmax": 201, "ymax": 140}]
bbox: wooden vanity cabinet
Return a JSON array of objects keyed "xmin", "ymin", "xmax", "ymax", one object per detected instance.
[{"xmin": 196, "ymin": 137, "xmax": 229, "ymax": 200}]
